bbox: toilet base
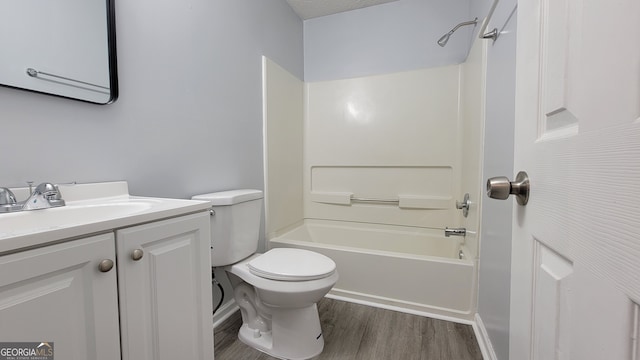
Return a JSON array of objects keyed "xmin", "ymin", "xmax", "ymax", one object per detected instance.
[{"xmin": 238, "ymin": 304, "xmax": 324, "ymax": 360}]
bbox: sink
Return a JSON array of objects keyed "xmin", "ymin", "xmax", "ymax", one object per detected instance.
[
  {"xmin": 2, "ymin": 199, "xmax": 155, "ymax": 236},
  {"xmin": 0, "ymin": 181, "xmax": 211, "ymax": 254}
]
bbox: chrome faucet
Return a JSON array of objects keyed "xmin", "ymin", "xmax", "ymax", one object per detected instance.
[
  {"xmin": 21, "ymin": 182, "xmax": 66, "ymax": 211},
  {"xmin": 444, "ymin": 227, "xmax": 466, "ymax": 237},
  {"xmin": 0, "ymin": 187, "xmax": 21, "ymax": 213}
]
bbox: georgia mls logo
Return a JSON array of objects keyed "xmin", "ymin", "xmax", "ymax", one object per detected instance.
[
  {"xmin": 36, "ymin": 343, "xmax": 53, "ymax": 356},
  {"xmin": 0, "ymin": 342, "xmax": 54, "ymax": 360}
]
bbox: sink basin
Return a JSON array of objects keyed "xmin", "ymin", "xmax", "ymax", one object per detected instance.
[
  {"xmin": 2, "ymin": 200, "xmax": 155, "ymax": 236},
  {"xmin": 0, "ymin": 181, "xmax": 211, "ymax": 254}
]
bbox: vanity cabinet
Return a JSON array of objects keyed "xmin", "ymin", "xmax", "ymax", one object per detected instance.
[
  {"xmin": 116, "ymin": 212, "xmax": 213, "ymax": 360},
  {"xmin": 0, "ymin": 233, "xmax": 121, "ymax": 359},
  {"xmin": 0, "ymin": 211, "xmax": 213, "ymax": 360}
]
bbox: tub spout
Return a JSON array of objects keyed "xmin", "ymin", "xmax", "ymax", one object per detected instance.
[{"xmin": 445, "ymin": 227, "xmax": 466, "ymax": 237}]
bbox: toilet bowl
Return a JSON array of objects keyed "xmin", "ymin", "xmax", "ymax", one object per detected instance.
[
  {"xmin": 191, "ymin": 190, "xmax": 338, "ymax": 360},
  {"xmin": 227, "ymin": 249, "xmax": 338, "ymax": 359}
]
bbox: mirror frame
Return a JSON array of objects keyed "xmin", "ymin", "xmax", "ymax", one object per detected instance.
[
  {"xmin": 0, "ymin": 0, "xmax": 118, "ymax": 104},
  {"xmin": 106, "ymin": 0, "xmax": 118, "ymax": 104}
]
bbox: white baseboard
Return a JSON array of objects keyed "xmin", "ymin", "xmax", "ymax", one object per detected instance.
[
  {"xmin": 212, "ymin": 299, "xmax": 239, "ymax": 329},
  {"xmin": 473, "ymin": 313, "xmax": 498, "ymax": 360},
  {"xmin": 326, "ymin": 288, "xmax": 475, "ymax": 324}
]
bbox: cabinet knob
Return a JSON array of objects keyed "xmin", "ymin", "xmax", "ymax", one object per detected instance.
[
  {"xmin": 131, "ymin": 249, "xmax": 144, "ymax": 261},
  {"xmin": 99, "ymin": 259, "xmax": 114, "ymax": 272}
]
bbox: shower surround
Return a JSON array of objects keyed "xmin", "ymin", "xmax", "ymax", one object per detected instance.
[{"xmin": 263, "ymin": 40, "xmax": 486, "ymax": 320}]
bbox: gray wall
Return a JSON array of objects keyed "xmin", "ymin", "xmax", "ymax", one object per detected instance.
[
  {"xmin": 0, "ymin": 0, "xmax": 302, "ymax": 200},
  {"xmin": 304, "ymin": 0, "xmax": 472, "ymax": 81},
  {"xmin": 474, "ymin": 0, "xmax": 517, "ymax": 359}
]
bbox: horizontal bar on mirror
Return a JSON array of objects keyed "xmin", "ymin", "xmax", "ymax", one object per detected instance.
[{"xmin": 26, "ymin": 67, "xmax": 110, "ymax": 94}]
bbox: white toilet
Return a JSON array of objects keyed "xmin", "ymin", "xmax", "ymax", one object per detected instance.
[{"xmin": 192, "ymin": 189, "xmax": 338, "ymax": 360}]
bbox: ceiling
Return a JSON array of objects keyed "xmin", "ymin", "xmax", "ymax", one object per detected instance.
[{"xmin": 285, "ymin": 0, "xmax": 400, "ymax": 20}]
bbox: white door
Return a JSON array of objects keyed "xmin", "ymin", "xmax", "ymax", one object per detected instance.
[{"xmin": 509, "ymin": 0, "xmax": 640, "ymax": 359}]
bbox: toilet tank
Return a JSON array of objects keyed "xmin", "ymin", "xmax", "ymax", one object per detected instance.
[{"xmin": 192, "ymin": 189, "xmax": 263, "ymax": 267}]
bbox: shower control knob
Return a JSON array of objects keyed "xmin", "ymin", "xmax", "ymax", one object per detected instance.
[
  {"xmin": 455, "ymin": 193, "xmax": 470, "ymax": 217},
  {"xmin": 486, "ymin": 171, "xmax": 530, "ymax": 206}
]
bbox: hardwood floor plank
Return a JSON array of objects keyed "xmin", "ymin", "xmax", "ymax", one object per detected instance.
[
  {"xmin": 420, "ymin": 318, "xmax": 483, "ymax": 360},
  {"xmin": 451, "ymin": 322, "xmax": 484, "ymax": 360},
  {"xmin": 214, "ymin": 298, "xmax": 483, "ymax": 360},
  {"xmin": 354, "ymin": 307, "xmax": 423, "ymax": 360},
  {"xmin": 315, "ymin": 299, "xmax": 369, "ymax": 360}
]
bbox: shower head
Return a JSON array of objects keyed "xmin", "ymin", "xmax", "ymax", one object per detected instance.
[
  {"xmin": 437, "ymin": 31, "xmax": 454, "ymax": 47},
  {"xmin": 437, "ymin": 17, "xmax": 478, "ymax": 47}
]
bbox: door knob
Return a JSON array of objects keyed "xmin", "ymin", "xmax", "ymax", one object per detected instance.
[{"xmin": 486, "ymin": 171, "xmax": 530, "ymax": 205}]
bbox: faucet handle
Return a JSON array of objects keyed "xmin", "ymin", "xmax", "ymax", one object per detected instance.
[{"xmin": 0, "ymin": 187, "xmax": 17, "ymax": 206}]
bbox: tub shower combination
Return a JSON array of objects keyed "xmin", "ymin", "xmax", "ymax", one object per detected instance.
[
  {"xmin": 263, "ymin": 57, "xmax": 484, "ymax": 321},
  {"xmin": 270, "ymin": 219, "xmax": 475, "ymax": 319}
]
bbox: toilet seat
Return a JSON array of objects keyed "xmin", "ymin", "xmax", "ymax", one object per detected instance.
[{"xmin": 247, "ymin": 248, "xmax": 336, "ymax": 281}]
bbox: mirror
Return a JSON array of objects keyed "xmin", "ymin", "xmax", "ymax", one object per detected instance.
[{"xmin": 0, "ymin": 0, "xmax": 117, "ymax": 104}]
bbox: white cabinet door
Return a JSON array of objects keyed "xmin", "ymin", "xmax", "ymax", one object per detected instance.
[
  {"xmin": 0, "ymin": 233, "xmax": 121, "ymax": 360},
  {"xmin": 116, "ymin": 212, "xmax": 213, "ymax": 360},
  {"xmin": 510, "ymin": 0, "xmax": 640, "ymax": 358}
]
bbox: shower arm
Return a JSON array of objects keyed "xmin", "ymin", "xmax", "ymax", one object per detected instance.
[
  {"xmin": 437, "ymin": 17, "xmax": 478, "ymax": 47},
  {"xmin": 448, "ymin": 18, "xmax": 478, "ymax": 34}
]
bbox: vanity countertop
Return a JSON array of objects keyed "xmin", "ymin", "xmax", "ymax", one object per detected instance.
[{"xmin": 0, "ymin": 181, "xmax": 210, "ymax": 255}]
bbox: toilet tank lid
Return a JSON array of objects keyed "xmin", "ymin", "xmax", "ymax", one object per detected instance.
[{"xmin": 192, "ymin": 189, "xmax": 263, "ymax": 205}]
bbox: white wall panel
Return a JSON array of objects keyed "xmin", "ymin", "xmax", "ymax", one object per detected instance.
[
  {"xmin": 304, "ymin": 66, "xmax": 461, "ymax": 228},
  {"xmin": 263, "ymin": 57, "xmax": 304, "ymax": 238},
  {"xmin": 458, "ymin": 37, "xmax": 487, "ymax": 260}
]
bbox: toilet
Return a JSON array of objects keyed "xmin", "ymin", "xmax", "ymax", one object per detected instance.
[{"xmin": 192, "ymin": 189, "xmax": 338, "ymax": 360}]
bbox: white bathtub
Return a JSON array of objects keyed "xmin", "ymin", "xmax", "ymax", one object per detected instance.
[{"xmin": 269, "ymin": 219, "xmax": 476, "ymax": 320}]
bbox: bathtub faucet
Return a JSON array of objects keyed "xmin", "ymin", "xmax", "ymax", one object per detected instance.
[{"xmin": 444, "ymin": 227, "xmax": 466, "ymax": 237}]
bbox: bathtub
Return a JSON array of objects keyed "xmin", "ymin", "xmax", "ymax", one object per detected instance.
[{"xmin": 269, "ymin": 219, "xmax": 476, "ymax": 320}]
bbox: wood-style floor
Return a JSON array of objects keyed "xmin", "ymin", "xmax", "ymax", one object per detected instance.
[{"xmin": 214, "ymin": 298, "xmax": 484, "ymax": 360}]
